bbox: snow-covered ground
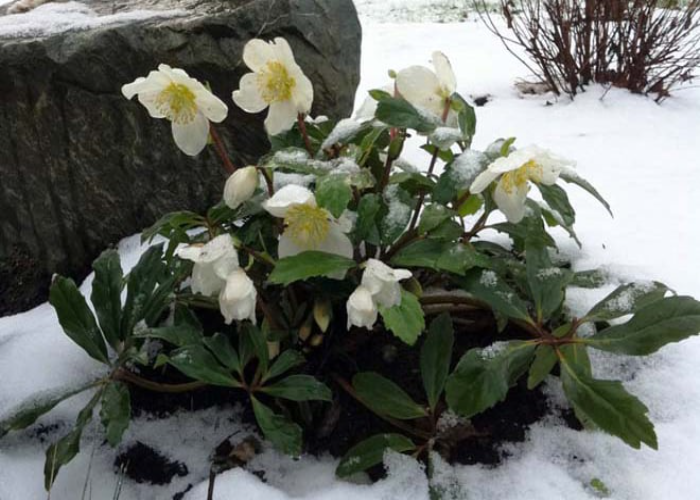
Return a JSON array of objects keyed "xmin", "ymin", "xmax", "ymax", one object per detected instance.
[{"xmin": 2, "ymin": 5, "xmax": 700, "ymax": 500}]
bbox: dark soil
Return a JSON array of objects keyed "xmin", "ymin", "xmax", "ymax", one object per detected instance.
[
  {"xmin": 115, "ymin": 441, "xmax": 188, "ymax": 485},
  {"xmin": 0, "ymin": 245, "xmax": 51, "ymax": 316},
  {"xmin": 124, "ymin": 307, "xmax": 553, "ymax": 487}
]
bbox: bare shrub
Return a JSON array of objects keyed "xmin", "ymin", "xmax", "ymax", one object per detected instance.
[{"xmin": 476, "ymin": 0, "xmax": 700, "ymax": 100}]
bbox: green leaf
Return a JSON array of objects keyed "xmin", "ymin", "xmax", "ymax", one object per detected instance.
[
  {"xmin": 445, "ymin": 341, "xmax": 536, "ymax": 418},
  {"xmin": 135, "ymin": 324, "xmax": 202, "ymax": 347},
  {"xmin": 141, "ymin": 210, "xmax": 205, "ymax": 244},
  {"xmin": 420, "ymin": 313, "xmax": 454, "ymax": 410},
  {"xmin": 269, "ymin": 251, "xmax": 356, "ymax": 285},
  {"xmin": 379, "ymin": 290, "xmax": 426, "ymax": 346},
  {"xmin": 167, "ymin": 345, "xmax": 240, "ymax": 387},
  {"xmin": 240, "ymin": 323, "xmax": 269, "ymax": 375},
  {"xmin": 203, "ymin": 332, "xmax": 241, "ymax": 373},
  {"xmin": 261, "ymin": 375, "xmax": 332, "ymax": 402},
  {"xmin": 559, "ymin": 353, "xmax": 657, "ymax": 449},
  {"xmin": 49, "ymin": 276, "xmax": 109, "ymax": 364},
  {"xmin": 527, "ymin": 345, "xmax": 558, "ymax": 389},
  {"xmin": 375, "ymin": 96, "xmax": 438, "ymax": 134},
  {"xmin": 0, "ymin": 380, "xmax": 99, "ymax": 438},
  {"xmin": 353, "ymin": 372, "xmax": 428, "ymax": 420},
  {"xmin": 336, "ymin": 433, "xmax": 416, "ymax": 478},
  {"xmin": 251, "ymin": 397, "xmax": 302, "ymax": 456},
  {"xmin": 121, "ymin": 245, "xmax": 166, "ymax": 336},
  {"xmin": 538, "ymin": 183, "xmax": 576, "ymax": 226},
  {"xmin": 316, "ymin": 174, "xmax": 353, "ymax": 218},
  {"xmin": 418, "ymin": 205, "xmax": 454, "ymax": 235},
  {"xmin": 456, "ymin": 268, "xmax": 532, "ymax": 323},
  {"xmin": 452, "ymin": 92, "xmax": 477, "ymax": 142},
  {"xmin": 571, "ymin": 269, "xmax": 609, "ymax": 289},
  {"xmin": 90, "ymin": 250, "xmax": 124, "ymax": 349},
  {"xmin": 99, "ymin": 381, "xmax": 131, "ymax": 447},
  {"xmin": 391, "ymin": 240, "xmax": 488, "ymax": 275},
  {"xmin": 457, "ymin": 194, "xmax": 483, "ymax": 217},
  {"xmin": 587, "ymin": 296, "xmax": 700, "ymax": 356},
  {"xmin": 584, "ymin": 281, "xmax": 670, "ymax": 322},
  {"xmin": 355, "ymin": 193, "xmax": 383, "ymax": 245},
  {"xmin": 525, "ymin": 240, "xmax": 573, "ymax": 321},
  {"xmin": 559, "ymin": 170, "xmax": 612, "ymax": 216},
  {"xmin": 44, "ymin": 389, "xmax": 101, "ymax": 490},
  {"xmin": 263, "ymin": 350, "xmax": 305, "ymax": 383}
]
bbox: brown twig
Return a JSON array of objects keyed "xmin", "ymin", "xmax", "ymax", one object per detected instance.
[{"xmin": 113, "ymin": 368, "xmax": 209, "ymax": 393}]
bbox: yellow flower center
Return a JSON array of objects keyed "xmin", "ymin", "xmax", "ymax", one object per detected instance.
[
  {"xmin": 258, "ymin": 61, "xmax": 296, "ymax": 103},
  {"xmin": 500, "ymin": 160, "xmax": 543, "ymax": 194},
  {"xmin": 156, "ymin": 83, "xmax": 198, "ymax": 124},
  {"xmin": 284, "ymin": 204, "xmax": 330, "ymax": 248}
]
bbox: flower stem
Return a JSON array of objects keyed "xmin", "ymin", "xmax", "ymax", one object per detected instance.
[
  {"xmin": 210, "ymin": 126, "xmax": 236, "ymax": 175},
  {"xmin": 113, "ymin": 368, "xmax": 208, "ymax": 393},
  {"xmin": 297, "ymin": 113, "xmax": 314, "ymax": 157}
]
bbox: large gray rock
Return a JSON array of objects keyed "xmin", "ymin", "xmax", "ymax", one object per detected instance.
[{"xmin": 0, "ymin": 0, "xmax": 361, "ymax": 287}]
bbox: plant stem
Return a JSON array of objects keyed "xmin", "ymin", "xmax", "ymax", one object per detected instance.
[
  {"xmin": 258, "ymin": 167, "xmax": 275, "ymax": 196},
  {"xmin": 383, "ymin": 228, "xmax": 420, "ymax": 260},
  {"xmin": 297, "ymin": 113, "xmax": 314, "ymax": 156},
  {"xmin": 113, "ymin": 368, "xmax": 208, "ymax": 393},
  {"xmin": 209, "ymin": 126, "xmax": 236, "ymax": 175},
  {"xmin": 462, "ymin": 210, "xmax": 490, "ymax": 241}
]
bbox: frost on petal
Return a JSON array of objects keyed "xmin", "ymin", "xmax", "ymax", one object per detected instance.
[
  {"xmin": 195, "ymin": 89, "xmax": 228, "ymax": 123},
  {"xmin": 432, "ymin": 51, "xmax": 457, "ymax": 94},
  {"xmin": 171, "ymin": 112, "xmax": 210, "ymax": 156},
  {"xmin": 232, "ymin": 73, "xmax": 268, "ymax": 113},
  {"xmin": 347, "ymin": 285, "xmax": 378, "ymax": 330},
  {"xmin": 469, "ymin": 168, "xmax": 501, "ymax": 194},
  {"xmin": 265, "ymin": 99, "xmax": 298, "ymax": 136},
  {"xmin": 494, "ymin": 179, "xmax": 529, "ymax": 223},
  {"xmin": 243, "ymin": 39, "xmax": 275, "ymax": 72},
  {"xmin": 263, "ymin": 184, "xmax": 316, "ymax": 218}
]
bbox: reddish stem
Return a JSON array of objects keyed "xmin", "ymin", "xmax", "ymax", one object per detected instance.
[
  {"xmin": 297, "ymin": 113, "xmax": 314, "ymax": 157},
  {"xmin": 209, "ymin": 126, "xmax": 236, "ymax": 175}
]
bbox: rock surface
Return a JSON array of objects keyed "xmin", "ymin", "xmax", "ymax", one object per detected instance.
[{"xmin": 0, "ymin": 0, "xmax": 362, "ymax": 299}]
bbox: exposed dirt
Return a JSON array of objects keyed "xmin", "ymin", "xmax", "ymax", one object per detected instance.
[
  {"xmin": 0, "ymin": 245, "xmax": 51, "ymax": 317},
  {"xmin": 115, "ymin": 441, "xmax": 189, "ymax": 485}
]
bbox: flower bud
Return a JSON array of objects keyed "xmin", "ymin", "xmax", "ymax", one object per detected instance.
[
  {"xmin": 346, "ymin": 285, "xmax": 378, "ymax": 330},
  {"xmin": 219, "ymin": 269, "xmax": 257, "ymax": 325},
  {"xmin": 224, "ymin": 166, "xmax": 259, "ymax": 209}
]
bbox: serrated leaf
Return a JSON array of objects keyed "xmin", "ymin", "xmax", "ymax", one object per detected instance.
[
  {"xmin": 99, "ymin": 381, "xmax": 130, "ymax": 447},
  {"xmin": 263, "ymin": 350, "xmax": 305, "ymax": 383},
  {"xmin": 421, "ymin": 313, "xmax": 454, "ymax": 410},
  {"xmin": 50, "ymin": 276, "xmax": 109, "ymax": 364},
  {"xmin": 261, "ymin": 375, "xmax": 332, "ymax": 402},
  {"xmin": 559, "ymin": 352, "xmax": 657, "ymax": 449},
  {"xmin": 379, "ymin": 290, "xmax": 425, "ymax": 345},
  {"xmin": 121, "ymin": 245, "xmax": 166, "ymax": 336},
  {"xmin": 418, "ymin": 205, "xmax": 454, "ymax": 235},
  {"xmin": 336, "ymin": 433, "xmax": 416, "ymax": 478},
  {"xmin": 135, "ymin": 324, "xmax": 202, "ymax": 347},
  {"xmin": 316, "ymin": 174, "xmax": 353, "ymax": 218},
  {"xmin": 525, "ymin": 239, "xmax": 573, "ymax": 321},
  {"xmin": 90, "ymin": 250, "xmax": 124, "ymax": 349},
  {"xmin": 391, "ymin": 240, "xmax": 488, "ymax": 275},
  {"xmin": 240, "ymin": 323, "xmax": 269, "ymax": 375},
  {"xmin": 353, "ymin": 372, "xmax": 428, "ymax": 419},
  {"xmin": 355, "ymin": 193, "xmax": 383, "ymax": 245},
  {"xmin": 251, "ymin": 397, "xmax": 302, "ymax": 456},
  {"xmin": 167, "ymin": 345, "xmax": 240, "ymax": 387},
  {"xmin": 445, "ymin": 341, "xmax": 535, "ymax": 418},
  {"xmin": 456, "ymin": 268, "xmax": 532, "ymax": 323},
  {"xmin": 203, "ymin": 332, "xmax": 241, "ymax": 373},
  {"xmin": 527, "ymin": 345, "xmax": 558, "ymax": 389},
  {"xmin": 587, "ymin": 296, "xmax": 700, "ymax": 355},
  {"xmin": 584, "ymin": 281, "xmax": 670, "ymax": 322},
  {"xmin": 375, "ymin": 97, "xmax": 438, "ymax": 133},
  {"xmin": 269, "ymin": 251, "xmax": 356, "ymax": 285}
]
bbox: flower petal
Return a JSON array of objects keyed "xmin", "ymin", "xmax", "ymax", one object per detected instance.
[
  {"xmin": 432, "ymin": 51, "xmax": 457, "ymax": 94},
  {"xmin": 277, "ymin": 232, "xmax": 303, "ymax": 259},
  {"xmin": 395, "ymin": 65, "xmax": 442, "ymax": 115},
  {"xmin": 232, "ymin": 73, "xmax": 268, "ymax": 113},
  {"xmin": 291, "ymin": 68, "xmax": 314, "ymax": 115},
  {"xmin": 265, "ymin": 99, "xmax": 298, "ymax": 136},
  {"xmin": 219, "ymin": 269, "xmax": 257, "ymax": 325},
  {"xmin": 316, "ymin": 224, "xmax": 354, "ymax": 260},
  {"xmin": 171, "ymin": 112, "xmax": 210, "ymax": 156},
  {"xmin": 263, "ymin": 184, "xmax": 316, "ymax": 218},
  {"xmin": 346, "ymin": 285, "xmax": 378, "ymax": 330},
  {"xmin": 243, "ymin": 39, "xmax": 275, "ymax": 72},
  {"xmin": 469, "ymin": 168, "xmax": 501, "ymax": 194},
  {"xmin": 195, "ymin": 88, "xmax": 229, "ymax": 123},
  {"xmin": 494, "ymin": 179, "xmax": 529, "ymax": 223}
]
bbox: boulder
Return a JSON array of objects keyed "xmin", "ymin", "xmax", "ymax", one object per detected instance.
[{"xmin": 0, "ymin": 0, "xmax": 362, "ymax": 302}]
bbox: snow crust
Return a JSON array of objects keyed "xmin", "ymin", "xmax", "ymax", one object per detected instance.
[{"xmin": 1, "ymin": 12, "xmax": 700, "ymax": 500}]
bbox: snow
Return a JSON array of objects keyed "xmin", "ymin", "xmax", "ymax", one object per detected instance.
[
  {"xmin": 2, "ymin": 7, "xmax": 700, "ymax": 500},
  {"xmin": 0, "ymin": 1, "xmax": 186, "ymax": 39}
]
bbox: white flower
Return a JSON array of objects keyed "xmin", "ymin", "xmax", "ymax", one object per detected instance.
[
  {"xmin": 224, "ymin": 166, "xmax": 259, "ymax": 209},
  {"xmin": 175, "ymin": 235, "xmax": 239, "ymax": 296},
  {"xmin": 361, "ymin": 259, "xmax": 412, "ymax": 308},
  {"xmin": 395, "ymin": 51, "xmax": 457, "ymax": 122},
  {"xmin": 232, "ymin": 38, "xmax": 313, "ymax": 136},
  {"xmin": 262, "ymin": 185, "xmax": 353, "ymax": 264},
  {"xmin": 346, "ymin": 285, "xmax": 378, "ymax": 330},
  {"xmin": 219, "ymin": 268, "xmax": 257, "ymax": 325},
  {"xmin": 122, "ymin": 64, "xmax": 228, "ymax": 156},
  {"xmin": 470, "ymin": 145, "xmax": 575, "ymax": 223},
  {"xmin": 354, "ymin": 84, "xmax": 394, "ymax": 122}
]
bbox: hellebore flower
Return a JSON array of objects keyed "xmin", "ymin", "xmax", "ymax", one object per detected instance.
[
  {"xmin": 346, "ymin": 285, "xmax": 378, "ymax": 330},
  {"xmin": 395, "ymin": 51, "xmax": 457, "ymax": 121},
  {"xmin": 232, "ymin": 38, "xmax": 313, "ymax": 136},
  {"xmin": 361, "ymin": 259, "xmax": 412, "ymax": 308},
  {"xmin": 122, "ymin": 64, "xmax": 228, "ymax": 156},
  {"xmin": 224, "ymin": 166, "xmax": 259, "ymax": 209},
  {"xmin": 470, "ymin": 145, "xmax": 574, "ymax": 223},
  {"xmin": 175, "ymin": 235, "xmax": 239, "ymax": 296},
  {"xmin": 219, "ymin": 268, "xmax": 258, "ymax": 325}
]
